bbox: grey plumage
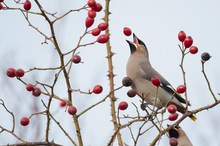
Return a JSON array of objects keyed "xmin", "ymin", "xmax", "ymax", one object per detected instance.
[{"xmin": 126, "ymin": 34, "xmax": 187, "ymax": 113}]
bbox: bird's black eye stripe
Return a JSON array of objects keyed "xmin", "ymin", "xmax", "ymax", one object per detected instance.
[
  {"xmin": 140, "ymin": 41, "xmax": 146, "ymax": 48},
  {"xmin": 138, "ymin": 39, "xmax": 146, "ymax": 48}
]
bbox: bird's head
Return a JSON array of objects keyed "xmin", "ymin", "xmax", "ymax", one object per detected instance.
[{"xmin": 126, "ymin": 33, "xmax": 148, "ymax": 56}]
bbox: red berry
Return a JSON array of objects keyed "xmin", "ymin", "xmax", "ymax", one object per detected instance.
[
  {"xmin": 0, "ymin": 0, "xmax": 4, "ymax": 2},
  {"xmin": 85, "ymin": 17, "xmax": 94, "ymax": 28},
  {"xmin": 6, "ymin": 68, "xmax": 16, "ymax": 78},
  {"xmin": 93, "ymin": 85, "xmax": 103, "ymax": 94},
  {"xmin": 68, "ymin": 106, "xmax": 77, "ymax": 115},
  {"xmin": 97, "ymin": 34, "xmax": 109, "ymax": 43},
  {"xmin": 178, "ymin": 31, "xmax": 186, "ymax": 42},
  {"xmin": 20, "ymin": 117, "xmax": 29, "ymax": 126},
  {"xmin": 122, "ymin": 77, "xmax": 132, "ymax": 87},
  {"xmin": 118, "ymin": 101, "xmax": 128, "ymax": 110},
  {"xmin": 123, "ymin": 27, "xmax": 132, "ymax": 36},
  {"xmin": 168, "ymin": 113, "xmax": 178, "ymax": 121},
  {"xmin": 176, "ymin": 85, "xmax": 186, "ymax": 94},
  {"xmin": 16, "ymin": 69, "xmax": 25, "ymax": 77},
  {"xmin": 32, "ymin": 87, "xmax": 41, "ymax": 97},
  {"xmin": 127, "ymin": 89, "xmax": 136, "ymax": 98},
  {"xmin": 189, "ymin": 46, "xmax": 198, "ymax": 54},
  {"xmin": 151, "ymin": 76, "xmax": 161, "ymax": 87},
  {"xmin": 23, "ymin": 0, "xmax": 31, "ymax": 11},
  {"xmin": 167, "ymin": 104, "xmax": 177, "ymax": 114},
  {"xmin": 91, "ymin": 28, "xmax": 101, "ymax": 36},
  {"xmin": 71, "ymin": 55, "xmax": 81, "ymax": 64},
  {"xmin": 92, "ymin": 3, "xmax": 102, "ymax": 12},
  {"xmin": 169, "ymin": 137, "xmax": 178, "ymax": 146},
  {"xmin": 184, "ymin": 36, "xmax": 193, "ymax": 48},
  {"xmin": 60, "ymin": 100, "xmax": 67, "ymax": 107},
  {"xmin": 98, "ymin": 23, "xmax": 108, "ymax": 31},
  {"xmin": 0, "ymin": 3, "xmax": 3, "ymax": 10},
  {"xmin": 88, "ymin": 9, "xmax": 96, "ymax": 18},
  {"xmin": 26, "ymin": 84, "xmax": 34, "ymax": 92},
  {"xmin": 87, "ymin": 0, "xmax": 96, "ymax": 8}
]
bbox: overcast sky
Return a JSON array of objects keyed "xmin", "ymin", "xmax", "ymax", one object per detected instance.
[{"xmin": 1, "ymin": 0, "xmax": 220, "ymax": 145}]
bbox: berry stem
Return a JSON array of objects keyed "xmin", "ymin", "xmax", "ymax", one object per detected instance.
[
  {"xmin": 179, "ymin": 43, "xmax": 190, "ymax": 109},
  {"xmin": 201, "ymin": 61, "xmax": 218, "ymax": 102}
]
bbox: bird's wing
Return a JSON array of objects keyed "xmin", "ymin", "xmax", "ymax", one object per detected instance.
[
  {"xmin": 141, "ymin": 64, "xmax": 188, "ymax": 104},
  {"xmin": 160, "ymin": 85, "xmax": 187, "ymax": 104}
]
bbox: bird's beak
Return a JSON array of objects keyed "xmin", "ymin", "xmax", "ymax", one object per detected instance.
[
  {"xmin": 133, "ymin": 33, "xmax": 139, "ymax": 46},
  {"xmin": 126, "ymin": 40, "xmax": 136, "ymax": 54}
]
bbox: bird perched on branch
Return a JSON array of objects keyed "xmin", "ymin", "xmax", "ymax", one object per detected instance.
[{"xmin": 126, "ymin": 33, "xmax": 196, "ymax": 121}]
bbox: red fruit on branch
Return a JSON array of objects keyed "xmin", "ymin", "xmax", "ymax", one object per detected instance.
[
  {"xmin": 32, "ymin": 87, "xmax": 41, "ymax": 97},
  {"xmin": 20, "ymin": 117, "xmax": 29, "ymax": 126},
  {"xmin": 92, "ymin": 3, "xmax": 102, "ymax": 12},
  {"xmin": 85, "ymin": 17, "xmax": 94, "ymax": 28},
  {"xmin": 16, "ymin": 69, "xmax": 25, "ymax": 77},
  {"xmin": 87, "ymin": 0, "xmax": 96, "ymax": 8},
  {"xmin": 98, "ymin": 23, "xmax": 108, "ymax": 31},
  {"xmin": 26, "ymin": 84, "xmax": 34, "ymax": 91},
  {"xmin": 151, "ymin": 76, "xmax": 161, "ymax": 87},
  {"xmin": 167, "ymin": 104, "xmax": 177, "ymax": 114},
  {"xmin": 123, "ymin": 27, "xmax": 132, "ymax": 36},
  {"xmin": 68, "ymin": 106, "xmax": 77, "ymax": 115},
  {"xmin": 118, "ymin": 101, "xmax": 128, "ymax": 110},
  {"xmin": 71, "ymin": 55, "xmax": 81, "ymax": 64},
  {"xmin": 178, "ymin": 31, "xmax": 186, "ymax": 42},
  {"xmin": 88, "ymin": 10, "xmax": 96, "ymax": 18},
  {"xmin": 189, "ymin": 46, "xmax": 198, "ymax": 54},
  {"xmin": 184, "ymin": 36, "xmax": 193, "ymax": 48},
  {"xmin": 91, "ymin": 28, "xmax": 101, "ymax": 36},
  {"xmin": 60, "ymin": 100, "xmax": 67, "ymax": 107},
  {"xmin": 23, "ymin": 0, "xmax": 31, "ymax": 11},
  {"xmin": 97, "ymin": 34, "xmax": 109, "ymax": 43},
  {"xmin": 6, "ymin": 68, "xmax": 16, "ymax": 78},
  {"xmin": 93, "ymin": 85, "xmax": 103, "ymax": 94},
  {"xmin": 176, "ymin": 85, "xmax": 186, "ymax": 94},
  {"xmin": 169, "ymin": 137, "xmax": 178, "ymax": 146},
  {"xmin": 168, "ymin": 113, "xmax": 178, "ymax": 121}
]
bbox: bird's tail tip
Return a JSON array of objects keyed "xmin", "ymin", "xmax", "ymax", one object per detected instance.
[{"xmin": 189, "ymin": 115, "xmax": 197, "ymax": 121}]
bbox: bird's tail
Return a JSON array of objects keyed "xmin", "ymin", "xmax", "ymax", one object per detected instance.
[{"xmin": 189, "ymin": 114, "xmax": 197, "ymax": 121}]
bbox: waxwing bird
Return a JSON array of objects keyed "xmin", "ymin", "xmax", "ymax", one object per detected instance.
[
  {"xmin": 168, "ymin": 125, "xmax": 193, "ymax": 146},
  {"xmin": 126, "ymin": 33, "xmax": 196, "ymax": 121}
]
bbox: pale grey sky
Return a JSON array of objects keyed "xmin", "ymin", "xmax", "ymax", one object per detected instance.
[{"xmin": 1, "ymin": 0, "xmax": 220, "ymax": 145}]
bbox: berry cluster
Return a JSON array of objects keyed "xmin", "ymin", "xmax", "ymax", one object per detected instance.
[
  {"xmin": 167, "ymin": 104, "xmax": 178, "ymax": 121},
  {"xmin": 85, "ymin": 0, "xmax": 109, "ymax": 44},
  {"xmin": 178, "ymin": 31, "xmax": 211, "ymax": 62},
  {"xmin": 6, "ymin": 68, "xmax": 42, "ymax": 98},
  {"xmin": 7, "ymin": 68, "xmax": 25, "ymax": 78},
  {"xmin": 178, "ymin": 31, "xmax": 198, "ymax": 54}
]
